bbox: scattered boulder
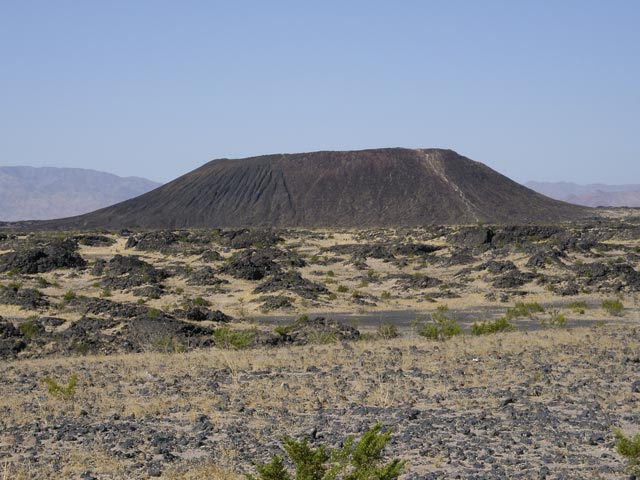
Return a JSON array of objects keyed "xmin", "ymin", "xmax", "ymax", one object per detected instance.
[
  {"xmin": 56, "ymin": 316, "xmax": 120, "ymax": 356},
  {"xmin": 526, "ymin": 249, "xmax": 565, "ymax": 269},
  {"xmin": 217, "ymin": 228, "xmax": 282, "ymax": 249},
  {"xmin": 253, "ymin": 271, "xmax": 328, "ymax": 299},
  {"xmin": 392, "ymin": 243, "xmax": 441, "ymax": 256},
  {"xmin": 477, "ymin": 260, "xmax": 517, "ymax": 274},
  {"xmin": 66, "ymin": 297, "xmax": 153, "ymax": 319},
  {"xmin": 575, "ymin": 261, "xmax": 640, "ymax": 292},
  {"xmin": 77, "ymin": 235, "xmax": 116, "ymax": 247},
  {"xmin": 0, "ymin": 318, "xmax": 20, "ymax": 338},
  {"xmin": 219, "ymin": 249, "xmax": 282, "ymax": 281},
  {"xmin": 391, "ymin": 273, "xmax": 442, "ymax": 290},
  {"xmin": 450, "ymin": 226, "xmax": 494, "ymax": 247},
  {"xmin": 185, "ymin": 266, "xmax": 229, "ymax": 287},
  {"xmin": 132, "ymin": 285, "xmax": 164, "ymax": 298},
  {"xmin": 492, "ymin": 270, "xmax": 536, "ymax": 289},
  {"xmin": 0, "ymin": 239, "xmax": 86, "ymax": 274},
  {"xmin": 125, "ymin": 230, "xmax": 182, "ymax": 251},
  {"xmin": 323, "ymin": 244, "xmax": 396, "ymax": 262},
  {"xmin": 173, "ymin": 307, "xmax": 232, "ymax": 322},
  {"xmin": 271, "ymin": 316, "xmax": 360, "ymax": 345},
  {"xmin": 199, "ymin": 249, "xmax": 223, "ymax": 262},
  {"xmin": 0, "ymin": 285, "xmax": 49, "ymax": 309},
  {"xmin": 94, "ymin": 255, "xmax": 169, "ymax": 290},
  {"xmin": 258, "ymin": 295, "xmax": 295, "ymax": 311},
  {"xmin": 490, "ymin": 225, "xmax": 563, "ymax": 247}
]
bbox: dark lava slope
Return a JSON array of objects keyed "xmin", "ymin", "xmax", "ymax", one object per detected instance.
[{"xmin": 21, "ymin": 148, "xmax": 590, "ymax": 229}]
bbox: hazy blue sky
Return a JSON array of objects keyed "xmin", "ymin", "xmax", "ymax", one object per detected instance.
[{"xmin": 1, "ymin": 1, "xmax": 638, "ymax": 184}]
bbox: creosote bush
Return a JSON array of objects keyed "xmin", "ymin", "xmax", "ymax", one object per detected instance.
[
  {"xmin": 19, "ymin": 317, "xmax": 41, "ymax": 338},
  {"xmin": 152, "ymin": 335, "xmax": 185, "ymax": 353},
  {"xmin": 614, "ymin": 429, "xmax": 640, "ymax": 475},
  {"xmin": 247, "ymin": 422, "xmax": 405, "ymax": 480},
  {"xmin": 213, "ymin": 326, "xmax": 256, "ymax": 349},
  {"xmin": 541, "ymin": 309, "xmax": 566, "ymax": 328},
  {"xmin": 417, "ymin": 305, "xmax": 460, "ymax": 340},
  {"xmin": 62, "ymin": 290, "xmax": 77, "ymax": 302},
  {"xmin": 470, "ymin": 317, "xmax": 513, "ymax": 335},
  {"xmin": 601, "ymin": 298, "xmax": 624, "ymax": 316},
  {"xmin": 567, "ymin": 300, "xmax": 587, "ymax": 314},
  {"xmin": 43, "ymin": 373, "xmax": 78, "ymax": 399},
  {"xmin": 376, "ymin": 322, "xmax": 398, "ymax": 339},
  {"xmin": 504, "ymin": 301, "xmax": 544, "ymax": 320}
]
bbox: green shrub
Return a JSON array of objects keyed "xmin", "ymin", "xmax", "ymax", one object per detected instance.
[
  {"xmin": 601, "ymin": 298, "xmax": 624, "ymax": 316},
  {"xmin": 336, "ymin": 285, "xmax": 348, "ymax": 293},
  {"xmin": 43, "ymin": 373, "xmax": 78, "ymax": 399},
  {"xmin": 366, "ymin": 269, "xmax": 380, "ymax": 281},
  {"xmin": 326, "ymin": 270, "xmax": 335, "ymax": 277},
  {"xmin": 614, "ymin": 429, "xmax": 640, "ymax": 475},
  {"xmin": 152, "ymin": 335, "xmax": 185, "ymax": 353},
  {"xmin": 247, "ymin": 422, "xmax": 405, "ymax": 480},
  {"xmin": 147, "ymin": 308, "xmax": 162, "ymax": 318},
  {"xmin": 377, "ymin": 322, "xmax": 399, "ymax": 339},
  {"xmin": 542, "ymin": 309, "xmax": 566, "ymax": 327},
  {"xmin": 191, "ymin": 296, "xmax": 209, "ymax": 307},
  {"xmin": 19, "ymin": 318, "xmax": 41, "ymax": 339},
  {"xmin": 100, "ymin": 289, "xmax": 112, "ymax": 298},
  {"xmin": 274, "ymin": 324, "xmax": 294, "ymax": 336},
  {"xmin": 213, "ymin": 326, "xmax": 256, "ymax": 349},
  {"xmin": 62, "ymin": 290, "xmax": 77, "ymax": 302},
  {"xmin": 567, "ymin": 300, "xmax": 587, "ymax": 314},
  {"xmin": 6, "ymin": 281, "xmax": 23, "ymax": 291},
  {"xmin": 417, "ymin": 305, "xmax": 461, "ymax": 340},
  {"xmin": 307, "ymin": 330, "xmax": 337, "ymax": 345},
  {"xmin": 470, "ymin": 317, "xmax": 513, "ymax": 335},
  {"xmin": 380, "ymin": 291, "xmax": 392, "ymax": 301},
  {"xmin": 504, "ymin": 301, "xmax": 544, "ymax": 320}
]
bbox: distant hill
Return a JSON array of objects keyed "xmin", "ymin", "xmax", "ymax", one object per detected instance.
[
  {"xmin": 0, "ymin": 166, "xmax": 161, "ymax": 221},
  {"xmin": 18, "ymin": 148, "xmax": 591, "ymax": 230},
  {"xmin": 526, "ymin": 181, "xmax": 640, "ymax": 207}
]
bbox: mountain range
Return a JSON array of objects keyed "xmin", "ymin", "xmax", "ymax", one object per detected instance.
[
  {"xmin": 11, "ymin": 148, "xmax": 590, "ymax": 230},
  {"xmin": 525, "ymin": 181, "xmax": 640, "ymax": 208},
  {"xmin": 0, "ymin": 166, "xmax": 161, "ymax": 221}
]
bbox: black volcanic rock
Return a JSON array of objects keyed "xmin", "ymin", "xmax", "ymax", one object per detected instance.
[
  {"xmin": 0, "ymin": 239, "xmax": 86, "ymax": 274},
  {"xmin": 14, "ymin": 149, "xmax": 591, "ymax": 229}
]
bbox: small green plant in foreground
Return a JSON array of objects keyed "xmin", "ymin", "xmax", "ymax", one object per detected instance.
[
  {"xmin": 470, "ymin": 317, "xmax": 514, "ymax": 335},
  {"xmin": 247, "ymin": 422, "xmax": 405, "ymax": 480},
  {"xmin": 213, "ymin": 326, "xmax": 256, "ymax": 349},
  {"xmin": 601, "ymin": 298, "xmax": 624, "ymax": 316},
  {"xmin": 43, "ymin": 373, "xmax": 78, "ymax": 399},
  {"xmin": 417, "ymin": 305, "xmax": 461, "ymax": 340},
  {"xmin": 614, "ymin": 429, "xmax": 640, "ymax": 475}
]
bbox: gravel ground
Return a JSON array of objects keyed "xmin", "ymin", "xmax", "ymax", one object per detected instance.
[{"xmin": 1, "ymin": 322, "xmax": 639, "ymax": 479}]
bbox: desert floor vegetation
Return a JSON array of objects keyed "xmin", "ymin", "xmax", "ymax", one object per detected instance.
[
  {"xmin": 0, "ymin": 216, "xmax": 639, "ymax": 477},
  {"xmin": 1, "ymin": 322, "xmax": 639, "ymax": 478}
]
